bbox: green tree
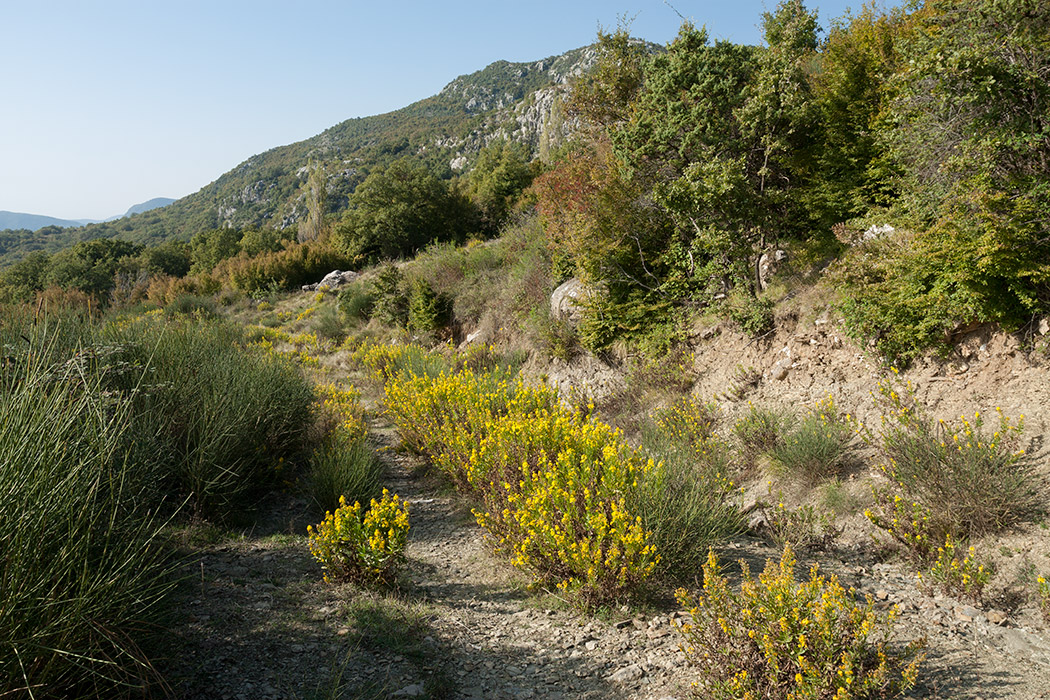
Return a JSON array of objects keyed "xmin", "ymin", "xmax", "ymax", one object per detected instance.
[
  {"xmin": 298, "ymin": 162, "xmax": 328, "ymax": 243},
  {"xmin": 464, "ymin": 140, "xmax": 534, "ymax": 234},
  {"xmin": 334, "ymin": 158, "xmax": 475, "ymax": 264},
  {"xmin": 44, "ymin": 239, "xmax": 143, "ymax": 298},
  {"xmin": 189, "ymin": 227, "xmax": 242, "ymax": 274}
]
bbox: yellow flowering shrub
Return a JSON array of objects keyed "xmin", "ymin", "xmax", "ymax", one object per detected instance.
[
  {"xmin": 315, "ymin": 383, "xmax": 368, "ymax": 442},
  {"xmin": 364, "ymin": 343, "xmax": 659, "ymax": 606},
  {"xmin": 1038, "ymin": 576, "xmax": 1050, "ymax": 621},
  {"xmin": 919, "ymin": 535, "xmax": 990, "ymax": 602},
  {"xmin": 676, "ymin": 547, "xmax": 923, "ymax": 699},
  {"xmin": 307, "ymin": 490, "xmax": 409, "ymax": 586}
]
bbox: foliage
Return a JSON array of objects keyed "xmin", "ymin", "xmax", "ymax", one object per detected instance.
[
  {"xmin": 334, "ymin": 158, "xmax": 476, "ymax": 264},
  {"xmin": 407, "ymin": 278, "xmax": 452, "ymax": 335},
  {"xmin": 734, "ymin": 402, "xmax": 788, "ymax": 456},
  {"xmin": 1038, "ymin": 576, "xmax": 1050, "ymax": 621},
  {"xmin": 862, "ymin": 376, "xmax": 1039, "ymax": 542},
  {"xmin": 770, "ymin": 396, "xmax": 854, "ymax": 481},
  {"xmin": 309, "ymin": 384, "xmax": 381, "ymax": 514},
  {"xmin": 0, "ymin": 335, "xmax": 172, "ymax": 697},
  {"xmin": 636, "ymin": 400, "xmax": 744, "ymax": 577},
  {"xmin": 762, "ymin": 495, "xmax": 841, "ymax": 551},
  {"xmin": 370, "ymin": 263, "xmax": 409, "ymax": 327},
  {"xmin": 361, "ymin": 344, "xmax": 659, "ymax": 606},
  {"xmin": 337, "ymin": 280, "xmax": 375, "ymax": 321},
  {"xmin": 728, "ymin": 294, "xmax": 775, "ymax": 337},
  {"xmin": 463, "ymin": 140, "xmax": 534, "ymax": 233},
  {"xmin": 307, "ymin": 490, "xmax": 410, "ymax": 586},
  {"xmin": 919, "ymin": 535, "xmax": 990, "ymax": 602},
  {"xmin": 676, "ymin": 547, "xmax": 923, "ymax": 699}
]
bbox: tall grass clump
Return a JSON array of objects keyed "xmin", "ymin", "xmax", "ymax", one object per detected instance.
[
  {"xmin": 0, "ymin": 332, "xmax": 172, "ymax": 697},
  {"xmin": 770, "ymin": 396, "xmax": 854, "ymax": 482},
  {"xmin": 308, "ymin": 384, "xmax": 382, "ymax": 515},
  {"xmin": 635, "ymin": 397, "xmax": 744, "ymax": 578},
  {"xmin": 104, "ymin": 316, "xmax": 315, "ymax": 516}
]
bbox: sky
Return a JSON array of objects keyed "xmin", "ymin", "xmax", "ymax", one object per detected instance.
[{"xmin": 1, "ymin": 0, "xmax": 878, "ymax": 221}]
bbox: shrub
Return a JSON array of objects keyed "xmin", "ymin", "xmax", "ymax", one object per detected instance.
[
  {"xmin": 918, "ymin": 535, "xmax": 990, "ymax": 603},
  {"xmin": 407, "ymin": 278, "xmax": 452, "ymax": 335},
  {"xmin": 108, "ymin": 317, "xmax": 315, "ymax": 516},
  {"xmin": 367, "ymin": 344, "xmax": 659, "ymax": 606},
  {"xmin": 728, "ymin": 294, "xmax": 775, "ymax": 337},
  {"xmin": 307, "ymin": 490, "xmax": 410, "ymax": 586},
  {"xmin": 734, "ymin": 402, "xmax": 788, "ymax": 455},
  {"xmin": 676, "ymin": 547, "xmax": 923, "ymax": 699},
  {"xmin": 165, "ymin": 293, "xmax": 217, "ymax": 318},
  {"xmin": 762, "ymin": 495, "xmax": 841, "ymax": 551},
  {"xmin": 310, "ymin": 303, "xmax": 347, "ymax": 341},
  {"xmin": 770, "ymin": 396, "xmax": 854, "ymax": 482},
  {"xmin": 863, "ymin": 376, "xmax": 1039, "ymax": 541},
  {"xmin": 1038, "ymin": 576, "xmax": 1050, "ymax": 621},
  {"xmin": 309, "ymin": 384, "xmax": 381, "ymax": 515},
  {"xmin": 337, "ymin": 281, "xmax": 374, "ymax": 321},
  {"xmin": 636, "ymin": 418, "xmax": 744, "ymax": 578}
]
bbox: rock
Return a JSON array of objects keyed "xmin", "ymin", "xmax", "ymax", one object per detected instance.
[
  {"xmin": 876, "ymin": 589, "xmax": 889, "ymax": 601},
  {"xmin": 550, "ymin": 278, "xmax": 590, "ymax": 325},
  {"xmin": 1040, "ymin": 317, "xmax": 1050, "ymax": 336},
  {"xmin": 609, "ymin": 664, "xmax": 645, "ymax": 683},
  {"xmin": 301, "ymin": 269, "xmax": 359, "ymax": 292},
  {"xmin": 861, "ymin": 224, "xmax": 895, "ymax": 242},
  {"xmin": 771, "ymin": 360, "xmax": 790, "ymax": 381},
  {"xmin": 987, "ymin": 610, "xmax": 1008, "ymax": 625},
  {"xmin": 393, "ymin": 684, "xmax": 425, "ymax": 697}
]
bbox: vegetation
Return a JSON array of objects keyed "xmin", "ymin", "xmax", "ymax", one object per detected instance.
[
  {"xmin": 676, "ymin": 547, "xmax": 923, "ymax": 699},
  {"xmin": 307, "ymin": 490, "xmax": 410, "ymax": 586}
]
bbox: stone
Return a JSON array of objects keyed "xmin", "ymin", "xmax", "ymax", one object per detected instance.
[
  {"xmin": 550, "ymin": 278, "xmax": 590, "ymax": 325},
  {"xmin": 392, "ymin": 684, "xmax": 425, "ymax": 697},
  {"xmin": 301, "ymin": 269, "xmax": 359, "ymax": 292},
  {"xmin": 771, "ymin": 360, "xmax": 790, "ymax": 381},
  {"xmin": 987, "ymin": 610, "xmax": 1008, "ymax": 625},
  {"xmin": 1040, "ymin": 317, "xmax": 1050, "ymax": 336},
  {"xmin": 609, "ymin": 664, "xmax": 645, "ymax": 683}
]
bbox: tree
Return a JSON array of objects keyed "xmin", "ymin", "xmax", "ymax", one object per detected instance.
[
  {"xmin": 44, "ymin": 238, "xmax": 143, "ymax": 298},
  {"xmin": 464, "ymin": 140, "xmax": 534, "ymax": 234},
  {"xmin": 189, "ymin": 228, "xmax": 241, "ymax": 274},
  {"xmin": 334, "ymin": 158, "xmax": 475, "ymax": 264},
  {"xmin": 298, "ymin": 162, "xmax": 328, "ymax": 243}
]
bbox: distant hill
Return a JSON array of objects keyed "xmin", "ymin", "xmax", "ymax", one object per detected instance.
[
  {"xmin": 0, "ymin": 211, "xmax": 93, "ymax": 231},
  {"xmin": 0, "ymin": 43, "xmax": 624, "ymax": 260},
  {"xmin": 123, "ymin": 197, "xmax": 175, "ymax": 217}
]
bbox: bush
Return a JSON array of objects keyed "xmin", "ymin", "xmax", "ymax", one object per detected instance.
[
  {"xmin": 676, "ymin": 547, "xmax": 923, "ymax": 699},
  {"xmin": 307, "ymin": 490, "xmax": 410, "ymax": 586},
  {"xmin": 308, "ymin": 384, "xmax": 382, "ymax": 515},
  {"xmin": 728, "ymin": 294, "xmax": 775, "ymax": 337},
  {"xmin": 919, "ymin": 535, "xmax": 990, "ymax": 603},
  {"xmin": 165, "ymin": 293, "xmax": 217, "ymax": 318},
  {"xmin": 0, "ymin": 328, "xmax": 171, "ymax": 696},
  {"xmin": 364, "ymin": 344, "xmax": 659, "ymax": 606},
  {"xmin": 310, "ymin": 303, "xmax": 347, "ymax": 341},
  {"xmin": 338, "ymin": 281, "xmax": 375, "ymax": 321},
  {"xmin": 770, "ymin": 396, "xmax": 854, "ymax": 481},
  {"xmin": 108, "ymin": 316, "xmax": 315, "ymax": 516},
  {"xmin": 734, "ymin": 403, "xmax": 788, "ymax": 455},
  {"xmin": 863, "ymin": 376, "xmax": 1039, "ymax": 542}
]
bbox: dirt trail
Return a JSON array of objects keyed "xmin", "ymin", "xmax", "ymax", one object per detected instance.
[{"xmin": 156, "ymin": 360, "xmax": 1050, "ymax": 699}]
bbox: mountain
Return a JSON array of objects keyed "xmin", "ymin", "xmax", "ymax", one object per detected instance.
[
  {"xmin": 0, "ymin": 211, "xmax": 94, "ymax": 231},
  {"xmin": 122, "ymin": 197, "xmax": 175, "ymax": 217},
  {"xmin": 4, "ymin": 44, "xmax": 611, "ymax": 253}
]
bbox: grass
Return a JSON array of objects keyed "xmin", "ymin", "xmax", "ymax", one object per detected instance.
[
  {"xmin": 769, "ymin": 397, "xmax": 854, "ymax": 482},
  {"xmin": 0, "ymin": 308, "xmax": 320, "ymax": 696},
  {"xmin": 0, "ymin": 333, "xmax": 173, "ymax": 697},
  {"xmin": 308, "ymin": 434, "xmax": 383, "ymax": 516}
]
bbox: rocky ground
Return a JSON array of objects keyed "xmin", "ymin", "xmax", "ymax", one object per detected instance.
[{"xmin": 152, "ymin": 312, "xmax": 1050, "ymax": 699}]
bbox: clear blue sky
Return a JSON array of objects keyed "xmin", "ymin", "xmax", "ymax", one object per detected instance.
[{"xmin": 1, "ymin": 0, "xmax": 878, "ymax": 221}]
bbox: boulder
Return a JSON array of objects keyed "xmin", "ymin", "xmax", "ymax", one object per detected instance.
[
  {"xmin": 550, "ymin": 278, "xmax": 590, "ymax": 325},
  {"xmin": 301, "ymin": 270, "xmax": 359, "ymax": 292}
]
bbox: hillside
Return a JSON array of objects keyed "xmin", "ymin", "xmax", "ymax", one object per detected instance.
[{"xmin": 0, "ymin": 44, "xmax": 605, "ymax": 263}]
